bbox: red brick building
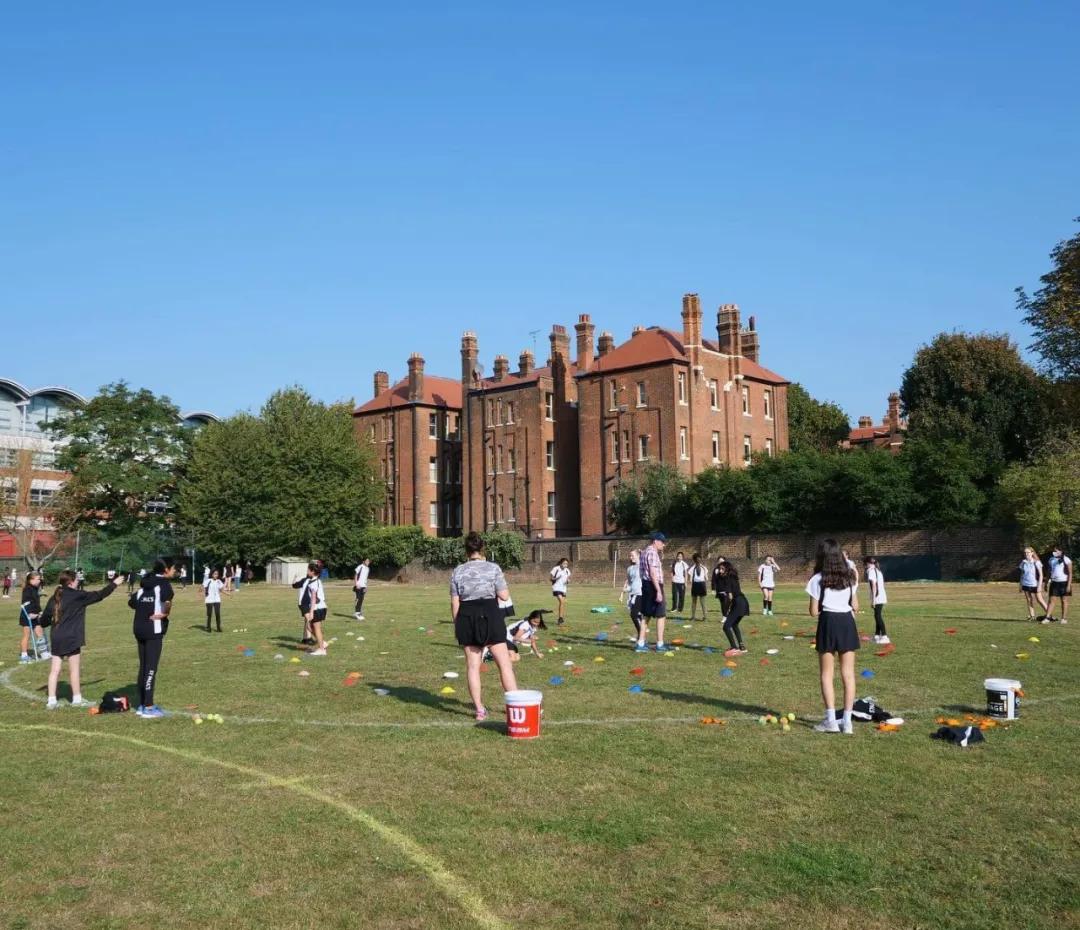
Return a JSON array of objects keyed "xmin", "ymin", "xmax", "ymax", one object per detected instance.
[
  {"xmin": 355, "ymin": 293, "xmax": 790, "ymax": 539},
  {"xmin": 352, "ymin": 357, "xmax": 463, "ymax": 537},
  {"xmin": 842, "ymin": 392, "xmax": 906, "ymax": 453}
]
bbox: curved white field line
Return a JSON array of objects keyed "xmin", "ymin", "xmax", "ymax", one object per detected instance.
[{"xmin": 0, "ymin": 721, "xmax": 512, "ymax": 930}]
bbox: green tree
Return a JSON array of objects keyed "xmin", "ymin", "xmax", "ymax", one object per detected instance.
[
  {"xmin": 995, "ymin": 432, "xmax": 1080, "ymax": 551},
  {"xmin": 900, "ymin": 332, "xmax": 1044, "ymax": 481},
  {"xmin": 904, "ymin": 438, "xmax": 987, "ymax": 526},
  {"xmin": 47, "ymin": 382, "xmax": 191, "ymax": 537},
  {"xmin": 177, "ymin": 388, "xmax": 382, "ymax": 567},
  {"xmin": 786, "ymin": 383, "xmax": 851, "ymax": 453},
  {"xmin": 1016, "ymin": 219, "xmax": 1080, "ymax": 381},
  {"xmin": 608, "ymin": 463, "xmax": 686, "ymax": 534}
]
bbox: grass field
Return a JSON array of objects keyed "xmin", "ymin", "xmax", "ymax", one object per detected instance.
[{"xmin": 1, "ymin": 579, "xmax": 1077, "ymax": 930}]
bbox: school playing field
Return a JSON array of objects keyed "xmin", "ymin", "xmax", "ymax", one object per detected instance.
[{"xmin": 1, "ymin": 580, "xmax": 1076, "ymax": 930}]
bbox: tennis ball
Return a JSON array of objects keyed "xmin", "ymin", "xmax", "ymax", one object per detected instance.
[
  {"xmin": 193, "ymin": 717, "xmax": 203, "ymax": 725},
  {"xmin": 787, "ymin": 712, "xmax": 796, "ymax": 722}
]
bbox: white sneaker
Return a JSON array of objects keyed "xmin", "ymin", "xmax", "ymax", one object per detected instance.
[
  {"xmin": 871, "ymin": 635, "xmax": 881, "ymax": 644},
  {"xmin": 841, "ymin": 720, "xmax": 854, "ymax": 735},
  {"xmin": 878, "ymin": 636, "xmax": 890, "ymax": 645},
  {"xmin": 45, "ymin": 699, "xmax": 60, "ymax": 710},
  {"xmin": 814, "ymin": 718, "xmax": 840, "ymax": 733},
  {"xmin": 353, "ymin": 612, "xmax": 362, "ymax": 619},
  {"xmin": 69, "ymin": 698, "xmax": 93, "ymax": 709},
  {"xmin": 310, "ymin": 648, "xmax": 327, "ymax": 656}
]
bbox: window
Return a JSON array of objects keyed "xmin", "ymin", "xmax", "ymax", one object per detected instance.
[
  {"xmin": 497, "ymin": 400, "xmax": 504, "ymax": 424},
  {"xmin": 609, "ymin": 381, "xmax": 618, "ymax": 410},
  {"xmin": 368, "ymin": 425, "xmax": 375, "ymax": 441},
  {"xmin": 0, "ymin": 449, "xmax": 17, "ymax": 468},
  {"xmin": 429, "ymin": 412, "xmax": 438, "ymax": 438},
  {"xmin": 1, "ymin": 482, "xmax": 16, "ymax": 505},
  {"xmin": 623, "ymin": 430, "xmax": 631, "ymax": 462},
  {"xmin": 742, "ymin": 386, "xmax": 750, "ymax": 415},
  {"xmin": 487, "ymin": 399, "xmax": 495, "ymax": 424},
  {"xmin": 489, "ymin": 495, "xmax": 496, "ymax": 524},
  {"xmin": 506, "ymin": 402, "xmax": 515, "ymax": 423},
  {"xmin": 743, "ymin": 435, "xmax": 752, "ymax": 465},
  {"xmin": 764, "ymin": 390, "xmax": 772, "ymax": 420},
  {"xmin": 678, "ymin": 372, "xmax": 687, "ymax": 404},
  {"xmin": 709, "ymin": 379, "xmax": 719, "ymax": 409},
  {"xmin": 610, "ymin": 431, "xmax": 619, "ymax": 463},
  {"xmin": 711, "ymin": 431, "xmax": 721, "ymax": 462},
  {"xmin": 496, "ymin": 445, "xmax": 503, "ymax": 472},
  {"xmin": 497, "ymin": 495, "xmax": 505, "ymax": 522},
  {"xmin": 679, "ymin": 426, "xmax": 689, "ymax": 460},
  {"xmin": 546, "ymin": 492, "xmax": 556, "ymax": 522},
  {"xmin": 445, "ymin": 502, "xmax": 454, "ymax": 529},
  {"xmin": 145, "ymin": 500, "xmax": 169, "ymax": 515},
  {"xmin": 387, "ymin": 418, "xmax": 395, "ymax": 440},
  {"xmin": 508, "ymin": 496, "xmax": 516, "ymax": 522},
  {"xmin": 429, "ymin": 502, "xmax": 439, "ymax": 528},
  {"xmin": 449, "ymin": 414, "xmax": 460, "ymax": 440},
  {"xmin": 545, "ymin": 441, "xmax": 555, "ymax": 470},
  {"xmin": 456, "ymin": 502, "xmax": 462, "ymax": 527},
  {"xmin": 428, "ymin": 457, "xmax": 438, "ymax": 483},
  {"xmin": 765, "ymin": 437, "xmax": 774, "ymax": 457},
  {"xmin": 638, "ymin": 435, "xmax": 649, "ymax": 461},
  {"xmin": 487, "ymin": 445, "xmax": 494, "ymax": 474},
  {"xmin": 507, "ymin": 447, "xmax": 516, "ymax": 472},
  {"xmin": 636, "ymin": 381, "xmax": 647, "ymax": 407},
  {"xmin": 30, "ymin": 487, "xmax": 58, "ymax": 507},
  {"xmin": 545, "ymin": 392, "xmax": 554, "ymax": 420}
]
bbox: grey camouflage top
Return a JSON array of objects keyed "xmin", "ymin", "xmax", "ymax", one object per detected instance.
[{"xmin": 450, "ymin": 559, "xmax": 508, "ymax": 601}]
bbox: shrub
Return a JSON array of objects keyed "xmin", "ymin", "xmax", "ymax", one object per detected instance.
[{"xmin": 356, "ymin": 526, "xmax": 425, "ymax": 569}]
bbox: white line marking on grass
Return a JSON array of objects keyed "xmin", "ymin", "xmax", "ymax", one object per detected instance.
[{"xmin": 0, "ymin": 722, "xmax": 512, "ymax": 930}]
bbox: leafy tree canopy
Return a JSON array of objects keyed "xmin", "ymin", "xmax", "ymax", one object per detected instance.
[
  {"xmin": 786, "ymin": 383, "xmax": 851, "ymax": 453},
  {"xmin": 1016, "ymin": 218, "xmax": 1080, "ymax": 381}
]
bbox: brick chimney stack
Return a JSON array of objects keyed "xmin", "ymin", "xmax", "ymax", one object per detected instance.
[
  {"xmin": 632, "ymin": 325, "xmax": 646, "ymax": 336},
  {"xmin": 575, "ymin": 314, "xmax": 596, "ymax": 373},
  {"xmin": 407, "ymin": 353, "xmax": 425, "ymax": 401},
  {"xmin": 518, "ymin": 349, "xmax": 534, "ymax": 377},
  {"xmin": 681, "ymin": 293, "xmax": 702, "ymax": 348},
  {"xmin": 741, "ymin": 313, "xmax": 760, "ymax": 363},
  {"xmin": 887, "ymin": 392, "xmax": 901, "ymax": 433},
  {"xmin": 493, "ymin": 355, "xmax": 509, "ymax": 382},
  {"xmin": 859, "ymin": 416, "xmax": 873, "ymax": 429},
  {"xmin": 717, "ymin": 303, "xmax": 742, "ymax": 356},
  {"xmin": 598, "ymin": 331, "xmax": 615, "ymax": 357},
  {"xmin": 373, "ymin": 371, "xmax": 389, "ymax": 398},
  {"xmin": 461, "ymin": 331, "xmax": 479, "ymax": 388}
]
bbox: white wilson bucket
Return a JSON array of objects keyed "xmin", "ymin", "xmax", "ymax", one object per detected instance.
[{"xmin": 984, "ymin": 678, "xmax": 1022, "ymax": 720}]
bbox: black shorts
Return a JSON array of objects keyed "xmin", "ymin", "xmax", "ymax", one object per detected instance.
[
  {"xmin": 815, "ymin": 610, "xmax": 860, "ymax": 654},
  {"xmin": 725, "ymin": 594, "xmax": 750, "ymax": 622},
  {"xmin": 641, "ymin": 579, "xmax": 666, "ymax": 618},
  {"xmin": 19, "ymin": 615, "xmax": 40, "ymax": 628},
  {"xmin": 552, "ymin": 590, "xmax": 566, "ymax": 599},
  {"xmin": 627, "ymin": 595, "xmax": 642, "ymax": 621},
  {"xmin": 56, "ymin": 648, "xmax": 81, "ymax": 658},
  {"xmin": 502, "ymin": 605, "xmax": 516, "ymax": 619},
  {"xmin": 313, "ymin": 608, "xmax": 327, "ymax": 622},
  {"xmin": 691, "ymin": 581, "xmax": 708, "ymax": 598},
  {"xmin": 506, "ymin": 641, "xmax": 519, "ymax": 653},
  {"xmin": 1021, "ymin": 585, "xmax": 1039, "ymax": 594},
  {"xmin": 1049, "ymin": 581, "xmax": 1070, "ymax": 597},
  {"xmin": 455, "ymin": 598, "xmax": 506, "ymax": 647}
]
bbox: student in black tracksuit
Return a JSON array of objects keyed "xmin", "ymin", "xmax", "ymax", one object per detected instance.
[
  {"xmin": 43, "ymin": 569, "xmax": 122, "ymax": 708},
  {"xmin": 717, "ymin": 562, "xmax": 750, "ymax": 656},
  {"xmin": 130, "ymin": 558, "xmax": 177, "ymax": 718}
]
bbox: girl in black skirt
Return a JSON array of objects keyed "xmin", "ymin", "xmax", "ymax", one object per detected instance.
[
  {"xmin": 806, "ymin": 538, "xmax": 860, "ymax": 735},
  {"xmin": 689, "ymin": 553, "xmax": 710, "ymax": 621},
  {"xmin": 450, "ymin": 532, "xmax": 518, "ymax": 721},
  {"xmin": 42, "ymin": 569, "xmax": 122, "ymax": 709},
  {"xmin": 717, "ymin": 562, "xmax": 750, "ymax": 656}
]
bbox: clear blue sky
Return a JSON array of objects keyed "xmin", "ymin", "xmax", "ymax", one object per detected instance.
[{"xmin": 3, "ymin": 1, "xmax": 1077, "ymax": 422}]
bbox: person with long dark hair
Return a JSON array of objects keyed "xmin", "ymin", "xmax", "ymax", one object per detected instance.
[
  {"xmin": 688, "ymin": 553, "xmax": 709, "ymax": 621},
  {"xmin": 807, "ymin": 539, "xmax": 860, "ymax": 735},
  {"xmin": 864, "ymin": 557, "xmax": 890, "ymax": 644},
  {"xmin": 203, "ymin": 568, "xmax": 226, "ymax": 633},
  {"xmin": 42, "ymin": 569, "xmax": 122, "ymax": 709},
  {"xmin": 130, "ymin": 558, "xmax": 177, "ymax": 718},
  {"xmin": 1045, "ymin": 546, "xmax": 1072, "ymax": 624},
  {"xmin": 717, "ymin": 562, "xmax": 750, "ymax": 657},
  {"xmin": 450, "ymin": 532, "xmax": 518, "ymax": 721},
  {"xmin": 18, "ymin": 571, "xmax": 49, "ymax": 663},
  {"xmin": 711, "ymin": 557, "xmax": 730, "ymax": 616}
]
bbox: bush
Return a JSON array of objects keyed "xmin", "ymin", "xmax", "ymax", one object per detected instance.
[
  {"xmin": 418, "ymin": 536, "xmax": 465, "ymax": 569},
  {"xmin": 356, "ymin": 526, "xmax": 425, "ymax": 570},
  {"xmin": 417, "ymin": 531, "xmax": 525, "ymax": 570}
]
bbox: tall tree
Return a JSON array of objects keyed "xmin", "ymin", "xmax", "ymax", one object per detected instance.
[
  {"xmin": 786, "ymin": 383, "xmax": 851, "ymax": 453},
  {"xmin": 0, "ymin": 449, "xmax": 72, "ymax": 569},
  {"xmin": 47, "ymin": 382, "xmax": 191, "ymax": 537},
  {"xmin": 177, "ymin": 388, "xmax": 383, "ymax": 567},
  {"xmin": 900, "ymin": 333, "xmax": 1044, "ymax": 480},
  {"xmin": 1016, "ymin": 219, "xmax": 1080, "ymax": 381},
  {"xmin": 995, "ymin": 431, "xmax": 1080, "ymax": 551}
]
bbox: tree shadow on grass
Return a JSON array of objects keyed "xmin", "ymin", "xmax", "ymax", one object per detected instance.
[
  {"xmin": 647, "ymin": 688, "xmax": 773, "ymax": 717},
  {"xmin": 368, "ymin": 683, "xmax": 475, "ymax": 719},
  {"xmin": 940, "ymin": 703, "xmax": 982, "ymax": 714}
]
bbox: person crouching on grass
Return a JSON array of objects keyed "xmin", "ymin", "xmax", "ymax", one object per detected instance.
[
  {"xmin": 450, "ymin": 532, "xmax": 518, "ymax": 722},
  {"xmin": 717, "ymin": 562, "xmax": 750, "ymax": 656},
  {"xmin": 807, "ymin": 539, "xmax": 860, "ymax": 735},
  {"xmin": 42, "ymin": 569, "xmax": 122, "ymax": 709}
]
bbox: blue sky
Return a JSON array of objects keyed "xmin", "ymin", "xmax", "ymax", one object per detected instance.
[{"xmin": 3, "ymin": 1, "xmax": 1077, "ymax": 421}]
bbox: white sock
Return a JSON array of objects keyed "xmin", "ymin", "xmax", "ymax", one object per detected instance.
[
  {"xmin": 825, "ymin": 708, "xmax": 836, "ymax": 723},
  {"xmin": 46, "ymin": 697, "xmax": 58, "ymax": 706},
  {"xmin": 657, "ymin": 640, "xmax": 664, "ymax": 648},
  {"xmin": 72, "ymin": 693, "xmax": 82, "ymax": 704},
  {"xmin": 842, "ymin": 710, "xmax": 853, "ymax": 727},
  {"xmin": 20, "ymin": 652, "xmax": 28, "ymax": 658}
]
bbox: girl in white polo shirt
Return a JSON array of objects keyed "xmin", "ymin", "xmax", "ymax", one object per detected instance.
[
  {"xmin": 550, "ymin": 558, "xmax": 571, "ymax": 625},
  {"xmin": 1018, "ymin": 546, "xmax": 1048, "ymax": 622},
  {"xmin": 757, "ymin": 556, "xmax": 779, "ymax": 616},
  {"xmin": 863, "ymin": 557, "xmax": 889, "ymax": 644},
  {"xmin": 203, "ymin": 568, "xmax": 226, "ymax": 633},
  {"xmin": 807, "ymin": 539, "xmax": 860, "ymax": 735},
  {"xmin": 1045, "ymin": 546, "xmax": 1072, "ymax": 624}
]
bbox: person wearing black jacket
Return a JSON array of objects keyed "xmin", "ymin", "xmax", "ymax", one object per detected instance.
[
  {"xmin": 716, "ymin": 562, "xmax": 751, "ymax": 656},
  {"xmin": 42, "ymin": 569, "xmax": 122, "ymax": 709},
  {"xmin": 18, "ymin": 571, "xmax": 50, "ymax": 662},
  {"xmin": 130, "ymin": 559, "xmax": 177, "ymax": 719}
]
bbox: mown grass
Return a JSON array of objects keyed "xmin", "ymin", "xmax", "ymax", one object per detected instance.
[{"xmin": 1, "ymin": 579, "xmax": 1077, "ymax": 930}]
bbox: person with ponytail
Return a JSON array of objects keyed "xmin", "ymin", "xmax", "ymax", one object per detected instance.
[
  {"xmin": 41, "ymin": 568, "xmax": 122, "ymax": 709},
  {"xmin": 130, "ymin": 558, "xmax": 177, "ymax": 718},
  {"xmin": 806, "ymin": 539, "xmax": 861, "ymax": 735}
]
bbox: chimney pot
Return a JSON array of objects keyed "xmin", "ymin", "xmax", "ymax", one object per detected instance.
[
  {"xmin": 407, "ymin": 353, "xmax": 425, "ymax": 401},
  {"xmin": 518, "ymin": 349, "xmax": 534, "ymax": 377},
  {"xmin": 598, "ymin": 331, "xmax": 615, "ymax": 357},
  {"xmin": 493, "ymin": 354, "xmax": 510, "ymax": 382},
  {"xmin": 373, "ymin": 370, "xmax": 389, "ymax": 399}
]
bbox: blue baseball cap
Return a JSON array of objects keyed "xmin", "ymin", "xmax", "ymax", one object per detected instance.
[{"xmin": 650, "ymin": 531, "xmax": 668, "ymax": 542}]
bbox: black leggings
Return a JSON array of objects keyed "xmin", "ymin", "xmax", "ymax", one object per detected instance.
[
  {"xmin": 671, "ymin": 583, "xmax": 685, "ymax": 612},
  {"xmin": 137, "ymin": 636, "xmax": 164, "ymax": 708},
  {"xmin": 205, "ymin": 602, "xmax": 221, "ymax": 630},
  {"xmin": 355, "ymin": 588, "xmax": 366, "ymax": 613},
  {"xmin": 873, "ymin": 604, "xmax": 887, "ymax": 637},
  {"xmin": 723, "ymin": 609, "xmax": 747, "ymax": 649}
]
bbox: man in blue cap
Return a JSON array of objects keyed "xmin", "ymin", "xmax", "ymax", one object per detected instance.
[{"xmin": 636, "ymin": 531, "xmax": 669, "ymax": 652}]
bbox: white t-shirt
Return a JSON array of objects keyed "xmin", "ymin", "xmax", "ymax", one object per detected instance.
[
  {"xmin": 355, "ymin": 563, "xmax": 370, "ymax": 589},
  {"xmin": 203, "ymin": 579, "xmax": 226, "ymax": 604},
  {"xmin": 690, "ymin": 564, "xmax": 708, "ymax": 584},
  {"xmin": 308, "ymin": 578, "xmax": 327, "ymax": 610},
  {"xmin": 758, "ymin": 563, "xmax": 776, "ymax": 588},
  {"xmin": 551, "ymin": 566, "xmax": 571, "ymax": 594},
  {"xmin": 1049, "ymin": 556, "xmax": 1072, "ymax": 583},
  {"xmin": 806, "ymin": 573, "xmax": 857, "ymax": 613},
  {"xmin": 1019, "ymin": 560, "xmax": 1041, "ymax": 588},
  {"xmin": 507, "ymin": 619, "xmax": 536, "ymax": 644},
  {"xmin": 234, "ymin": 566, "xmax": 243, "ymax": 581},
  {"xmin": 672, "ymin": 560, "xmax": 688, "ymax": 584},
  {"xmin": 865, "ymin": 566, "xmax": 887, "ymax": 605},
  {"xmin": 203, "ymin": 566, "xmax": 211, "ymax": 582}
]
